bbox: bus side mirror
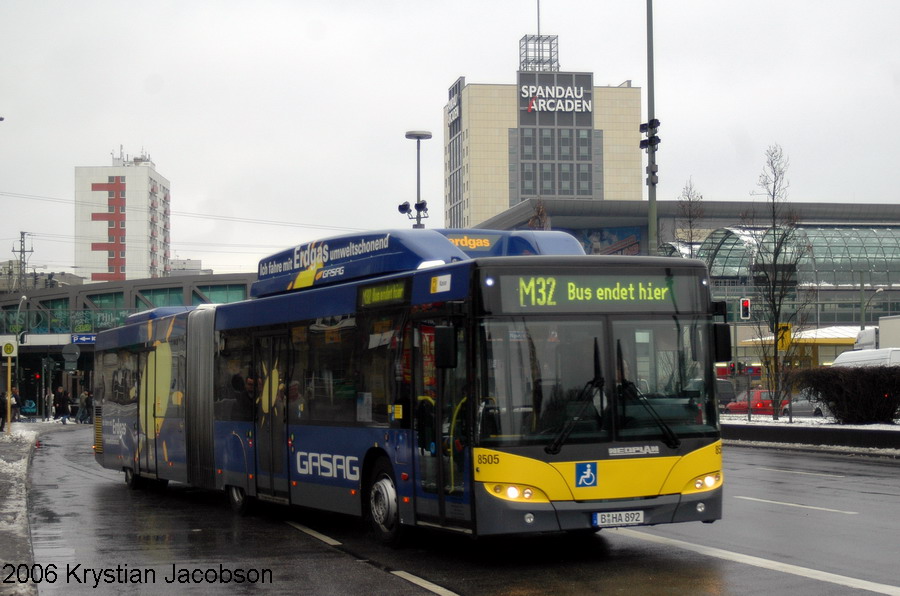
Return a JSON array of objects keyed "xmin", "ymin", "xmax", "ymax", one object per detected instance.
[
  {"xmin": 714, "ymin": 323, "xmax": 732, "ymax": 363},
  {"xmin": 434, "ymin": 326, "xmax": 458, "ymax": 369}
]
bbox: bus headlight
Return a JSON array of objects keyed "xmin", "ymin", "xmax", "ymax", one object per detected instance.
[
  {"xmin": 485, "ymin": 483, "xmax": 549, "ymax": 503},
  {"xmin": 689, "ymin": 472, "xmax": 722, "ymax": 492}
]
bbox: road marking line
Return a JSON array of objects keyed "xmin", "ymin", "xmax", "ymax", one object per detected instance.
[
  {"xmin": 735, "ymin": 495, "xmax": 858, "ymax": 515},
  {"xmin": 616, "ymin": 528, "xmax": 900, "ymax": 596},
  {"xmin": 392, "ymin": 570, "xmax": 461, "ymax": 596},
  {"xmin": 285, "ymin": 520, "xmax": 342, "ymax": 546},
  {"xmin": 758, "ymin": 466, "xmax": 845, "ymax": 478},
  {"xmin": 284, "ymin": 523, "xmax": 458, "ymax": 595}
]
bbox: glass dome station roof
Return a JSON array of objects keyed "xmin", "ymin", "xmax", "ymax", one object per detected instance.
[{"xmin": 695, "ymin": 226, "xmax": 900, "ymax": 287}]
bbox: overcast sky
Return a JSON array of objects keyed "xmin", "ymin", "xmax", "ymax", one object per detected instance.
[{"xmin": 2, "ymin": 1, "xmax": 899, "ymax": 275}]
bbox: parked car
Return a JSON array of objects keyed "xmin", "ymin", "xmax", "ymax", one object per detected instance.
[
  {"xmin": 724, "ymin": 389, "xmax": 789, "ymax": 415},
  {"xmin": 685, "ymin": 378, "xmax": 736, "ymax": 411},
  {"xmin": 716, "ymin": 379, "xmax": 736, "ymax": 411},
  {"xmin": 832, "ymin": 348, "xmax": 900, "ymax": 368},
  {"xmin": 781, "ymin": 390, "xmax": 831, "ymax": 418}
]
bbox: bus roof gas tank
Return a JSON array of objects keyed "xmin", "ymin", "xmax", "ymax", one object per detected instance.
[
  {"xmin": 251, "ymin": 229, "xmax": 585, "ymax": 299},
  {"xmin": 435, "ymin": 229, "xmax": 585, "ymax": 258}
]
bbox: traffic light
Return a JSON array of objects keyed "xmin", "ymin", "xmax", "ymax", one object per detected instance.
[
  {"xmin": 639, "ymin": 118, "xmax": 661, "ymax": 150},
  {"xmin": 740, "ymin": 298, "xmax": 751, "ymax": 320}
]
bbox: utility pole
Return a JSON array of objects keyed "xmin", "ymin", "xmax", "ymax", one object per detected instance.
[
  {"xmin": 642, "ymin": 0, "xmax": 660, "ymax": 254},
  {"xmin": 12, "ymin": 232, "xmax": 33, "ymax": 293}
]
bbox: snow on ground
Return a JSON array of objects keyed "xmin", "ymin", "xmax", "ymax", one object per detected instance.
[
  {"xmin": 0, "ymin": 426, "xmax": 38, "ymax": 539},
  {"xmin": 720, "ymin": 414, "xmax": 900, "ymax": 458},
  {"xmin": 720, "ymin": 413, "xmax": 900, "ymax": 431}
]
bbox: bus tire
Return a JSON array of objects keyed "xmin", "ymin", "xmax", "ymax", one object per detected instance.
[
  {"xmin": 227, "ymin": 485, "xmax": 252, "ymax": 516},
  {"xmin": 367, "ymin": 458, "xmax": 401, "ymax": 545},
  {"xmin": 124, "ymin": 468, "xmax": 143, "ymax": 490}
]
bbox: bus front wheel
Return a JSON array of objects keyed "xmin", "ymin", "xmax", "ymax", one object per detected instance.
[{"xmin": 367, "ymin": 458, "xmax": 401, "ymax": 544}]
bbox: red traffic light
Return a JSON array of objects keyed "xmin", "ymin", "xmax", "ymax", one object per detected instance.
[{"xmin": 740, "ymin": 298, "xmax": 751, "ymax": 320}]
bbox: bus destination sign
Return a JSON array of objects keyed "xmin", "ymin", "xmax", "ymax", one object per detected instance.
[
  {"xmin": 359, "ymin": 280, "xmax": 408, "ymax": 309},
  {"xmin": 498, "ymin": 274, "xmax": 699, "ymax": 313}
]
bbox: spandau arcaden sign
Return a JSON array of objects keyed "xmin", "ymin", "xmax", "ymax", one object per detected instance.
[{"xmin": 520, "ymin": 84, "xmax": 592, "ymax": 113}]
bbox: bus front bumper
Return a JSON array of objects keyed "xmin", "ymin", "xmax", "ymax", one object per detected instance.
[{"xmin": 473, "ymin": 484, "xmax": 723, "ymax": 537}]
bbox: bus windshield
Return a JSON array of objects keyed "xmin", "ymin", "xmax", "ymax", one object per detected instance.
[{"xmin": 476, "ymin": 315, "xmax": 717, "ymax": 449}]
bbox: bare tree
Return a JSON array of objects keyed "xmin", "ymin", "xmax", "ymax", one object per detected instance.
[
  {"xmin": 742, "ymin": 144, "xmax": 814, "ymax": 420},
  {"xmin": 676, "ymin": 178, "xmax": 705, "ymax": 258},
  {"xmin": 527, "ymin": 199, "xmax": 551, "ymax": 230}
]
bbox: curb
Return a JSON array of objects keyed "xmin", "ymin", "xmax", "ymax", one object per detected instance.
[{"xmin": 721, "ymin": 423, "xmax": 900, "ymax": 453}]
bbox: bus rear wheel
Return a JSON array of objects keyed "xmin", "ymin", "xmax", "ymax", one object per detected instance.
[
  {"xmin": 367, "ymin": 459, "xmax": 401, "ymax": 545},
  {"xmin": 227, "ymin": 485, "xmax": 253, "ymax": 516},
  {"xmin": 124, "ymin": 467, "xmax": 143, "ymax": 490}
]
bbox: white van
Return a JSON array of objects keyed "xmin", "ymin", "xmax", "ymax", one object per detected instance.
[{"xmin": 832, "ymin": 348, "xmax": 900, "ymax": 368}]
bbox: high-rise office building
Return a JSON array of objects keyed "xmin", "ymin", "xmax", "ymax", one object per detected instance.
[
  {"xmin": 444, "ymin": 35, "xmax": 642, "ymax": 228},
  {"xmin": 74, "ymin": 149, "xmax": 171, "ymax": 281}
]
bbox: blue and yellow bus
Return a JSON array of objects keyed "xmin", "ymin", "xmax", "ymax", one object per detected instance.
[{"xmin": 93, "ymin": 229, "xmax": 730, "ymax": 541}]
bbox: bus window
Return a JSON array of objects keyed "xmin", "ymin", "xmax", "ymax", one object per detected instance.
[
  {"xmin": 477, "ymin": 320, "xmax": 609, "ymax": 446},
  {"xmin": 612, "ymin": 318, "xmax": 715, "ymax": 439},
  {"xmin": 357, "ymin": 313, "xmax": 404, "ymax": 426},
  {"xmin": 214, "ymin": 330, "xmax": 254, "ymax": 422},
  {"xmin": 305, "ymin": 316, "xmax": 359, "ymax": 423}
]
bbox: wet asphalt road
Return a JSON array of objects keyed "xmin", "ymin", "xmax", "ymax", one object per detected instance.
[
  {"xmin": 18, "ymin": 425, "xmax": 900, "ymax": 595},
  {"xmin": 24, "ymin": 425, "xmax": 432, "ymax": 595}
]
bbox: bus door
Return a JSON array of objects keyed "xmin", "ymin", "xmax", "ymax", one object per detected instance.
[
  {"xmin": 137, "ymin": 350, "xmax": 158, "ymax": 478},
  {"xmin": 412, "ymin": 319, "xmax": 472, "ymax": 530},
  {"xmin": 253, "ymin": 334, "xmax": 291, "ymax": 500}
]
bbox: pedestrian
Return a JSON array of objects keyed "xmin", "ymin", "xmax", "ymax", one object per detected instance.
[
  {"xmin": 10, "ymin": 386, "xmax": 21, "ymax": 422},
  {"xmin": 0, "ymin": 389, "xmax": 7, "ymax": 432},
  {"xmin": 53, "ymin": 386, "xmax": 70, "ymax": 424},
  {"xmin": 77, "ymin": 390, "xmax": 90, "ymax": 424},
  {"xmin": 84, "ymin": 391, "xmax": 93, "ymax": 424},
  {"xmin": 43, "ymin": 388, "xmax": 53, "ymax": 421}
]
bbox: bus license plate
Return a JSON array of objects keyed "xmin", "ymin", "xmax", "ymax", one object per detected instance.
[{"xmin": 593, "ymin": 510, "xmax": 644, "ymax": 527}]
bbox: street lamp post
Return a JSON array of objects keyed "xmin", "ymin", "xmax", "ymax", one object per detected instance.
[
  {"xmin": 400, "ymin": 130, "xmax": 432, "ymax": 229},
  {"xmin": 861, "ymin": 287, "xmax": 884, "ymax": 330}
]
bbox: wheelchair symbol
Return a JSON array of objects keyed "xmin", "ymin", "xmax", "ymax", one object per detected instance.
[{"xmin": 576, "ymin": 462, "xmax": 597, "ymax": 487}]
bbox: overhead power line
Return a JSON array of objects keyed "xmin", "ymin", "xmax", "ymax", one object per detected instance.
[{"xmin": 0, "ymin": 190, "xmax": 366, "ymax": 233}]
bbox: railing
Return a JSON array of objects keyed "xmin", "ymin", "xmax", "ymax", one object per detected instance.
[{"xmin": 0, "ymin": 308, "xmax": 139, "ymax": 335}]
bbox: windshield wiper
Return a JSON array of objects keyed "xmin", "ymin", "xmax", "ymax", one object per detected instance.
[
  {"xmin": 617, "ymin": 340, "xmax": 681, "ymax": 450},
  {"xmin": 545, "ymin": 339, "xmax": 603, "ymax": 455}
]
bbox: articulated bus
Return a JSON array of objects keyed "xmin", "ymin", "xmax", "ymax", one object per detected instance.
[{"xmin": 93, "ymin": 229, "xmax": 731, "ymax": 541}]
